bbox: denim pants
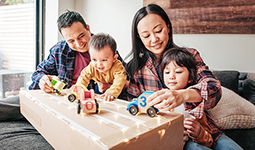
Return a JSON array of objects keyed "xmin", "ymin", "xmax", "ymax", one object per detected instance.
[{"xmin": 184, "ymin": 133, "xmax": 243, "ymax": 150}]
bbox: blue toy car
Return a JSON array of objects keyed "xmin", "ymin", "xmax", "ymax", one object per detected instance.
[{"xmin": 127, "ymin": 91, "xmax": 159, "ymax": 117}]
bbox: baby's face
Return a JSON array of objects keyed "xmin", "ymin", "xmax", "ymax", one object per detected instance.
[
  {"xmin": 90, "ymin": 45, "xmax": 117, "ymax": 74},
  {"xmin": 163, "ymin": 61, "xmax": 191, "ymax": 90}
]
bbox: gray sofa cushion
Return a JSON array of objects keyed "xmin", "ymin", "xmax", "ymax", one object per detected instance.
[{"xmin": 212, "ymin": 70, "xmax": 239, "ymax": 93}]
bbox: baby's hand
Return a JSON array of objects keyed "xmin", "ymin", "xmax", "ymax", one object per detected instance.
[{"xmin": 100, "ymin": 93, "xmax": 114, "ymax": 101}]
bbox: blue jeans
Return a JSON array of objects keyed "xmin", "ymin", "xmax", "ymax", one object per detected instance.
[{"xmin": 184, "ymin": 133, "xmax": 243, "ymax": 150}]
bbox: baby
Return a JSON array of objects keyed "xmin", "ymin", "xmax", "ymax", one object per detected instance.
[{"xmin": 76, "ymin": 33, "xmax": 126, "ymax": 101}]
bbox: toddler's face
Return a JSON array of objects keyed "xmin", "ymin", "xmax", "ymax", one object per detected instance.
[
  {"xmin": 163, "ymin": 61, "xmax": 191, "ymax": 90},
  {"xmin": 90, "ymin": 45, "xmax": 117, "ymax": 74}
]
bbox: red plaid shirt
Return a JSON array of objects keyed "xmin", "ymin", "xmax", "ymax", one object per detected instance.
[{"xmin": 127, "ymin": 48, "xmax": 222, "ymax": 147}]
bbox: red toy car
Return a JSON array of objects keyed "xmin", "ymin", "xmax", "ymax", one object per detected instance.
[{"xmin": 77, "ymin": 89, "xmax": 99, "ymax": 114}]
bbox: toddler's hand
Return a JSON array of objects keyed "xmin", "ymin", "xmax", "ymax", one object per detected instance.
[
  {"xmin": 184, "ymin": 118, "xmax": 201, "ymax": 138},
  {"xmin": 183, "ymin": 130, "xmax": 189, "ymax": 142}
]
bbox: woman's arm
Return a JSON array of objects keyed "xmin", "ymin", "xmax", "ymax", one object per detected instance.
[
  {"xmin": 187, "ymin": 48, "xmax": 222, "ymax": 110},
  {"xmin": 147, "ymin": 49, "xmax": 221, "ymax": 113}
]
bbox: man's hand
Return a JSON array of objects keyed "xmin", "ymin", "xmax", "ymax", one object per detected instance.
[{"xmin": 39, "ymin": 75, "xmax": 59, "ymax": 93}]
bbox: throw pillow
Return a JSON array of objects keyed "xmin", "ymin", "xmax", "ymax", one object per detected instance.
[
  {"xmin": 207, "ymin": 86, "xmax": 255, "ymax": 129},
  {"xmin": 243, "ymin": 79, "xmax": 255, "ymax": 105}
]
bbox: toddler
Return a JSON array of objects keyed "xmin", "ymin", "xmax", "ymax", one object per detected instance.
[{"xmin": 160, "ymin": 48, "xmax": 213, "ymax": 148}]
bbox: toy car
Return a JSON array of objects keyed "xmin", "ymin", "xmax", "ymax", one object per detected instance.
[
  {"xmin": 127, "ymin": 91, "xmax": 158, "ymax": 117},
  {"xmin": 51, "ymin": 78, "xmax": 66, "ymax": 94},
  {"xmin": 77, "ymin": 89, "xmax": 99, "ymax": 114},
  {"xmin": 66, "ymin": 84, "xmax": 88, "ymax": 102}
]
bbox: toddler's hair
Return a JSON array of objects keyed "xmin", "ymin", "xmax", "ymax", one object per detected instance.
[{"xmin": 160, "ymin": 48, "xmax": 197, "ymax": 86}]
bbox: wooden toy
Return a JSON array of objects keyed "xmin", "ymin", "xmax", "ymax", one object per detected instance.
[
  {"xmin": 127, "ymin": 91, "xmax": 158, "ymax": 117},
  {"xmin": 66, "ymin": 84, "xmax": 87, "ymax": 102},
  {"xmin": 77, "ymin": 89, "xmax": 99, "ymax": 114},
  {"xmin": 51, "ymin": 78, "xmax": 66, "ymax": 94}
]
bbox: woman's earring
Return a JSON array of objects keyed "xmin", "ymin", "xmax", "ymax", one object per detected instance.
[{"xmin": 139, "ymin": 52, "xmax": 144, "ymax": 57}]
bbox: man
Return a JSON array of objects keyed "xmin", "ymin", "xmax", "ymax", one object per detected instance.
[{"xmin": 29, "ymin": 10, "xmax": 125, "ymax": 93}]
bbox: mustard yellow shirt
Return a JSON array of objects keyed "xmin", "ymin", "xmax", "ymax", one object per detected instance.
[{"xmin": 76, "ymin": 60, "xmax": 126, "ymax": 98}]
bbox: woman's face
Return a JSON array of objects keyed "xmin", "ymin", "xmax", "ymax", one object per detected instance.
[{"xmin": 137, "ymin": 13, "xmax": 170, "ymax": 58}]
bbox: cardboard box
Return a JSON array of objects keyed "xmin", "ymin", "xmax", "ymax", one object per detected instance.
[{"xmin": 20, "ymin": 90, "xmax": 184, "ymax": 150}]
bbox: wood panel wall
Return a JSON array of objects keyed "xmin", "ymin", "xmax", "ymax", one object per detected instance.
[{"xmin": 143, "ymin": 0, "xmax": 255, "ymax": 34}]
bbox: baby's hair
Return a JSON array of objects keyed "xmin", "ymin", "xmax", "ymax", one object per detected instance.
[
  {"xmin": 89, "ymin": 33, "xmax": 116, "ymax": 55},
  {"xmin": 160, "ymin": 48, "xmax": 197, "ymax": 86}
]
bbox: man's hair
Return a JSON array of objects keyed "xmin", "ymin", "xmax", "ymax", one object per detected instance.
[
  {"xmin": 88, "ymin": 33, "xmax": 117, "ymax": 55},
  {"xmin": 57, "ymin": 10, "xmax": 87, "ymax": 33}
]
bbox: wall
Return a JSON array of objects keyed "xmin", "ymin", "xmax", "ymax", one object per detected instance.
[
  {"xmin": 75, "ymin": 0, "xmax": 142, "ymax": 62},
  {"xmin": 174, "ymin": 34, "xmax": 255, "ymax": 72},
  {"xmin": 45, "ymin": 0, "xmax": 75, "ymax": 57},
  {"xmin": 45, "ymin": 0, "xmax": 255, "ymax": 72}
]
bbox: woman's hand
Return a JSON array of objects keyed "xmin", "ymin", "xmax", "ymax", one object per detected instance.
[{"xmin": 147, "ymin": 89, "xmax": 185, "ymax": 111}]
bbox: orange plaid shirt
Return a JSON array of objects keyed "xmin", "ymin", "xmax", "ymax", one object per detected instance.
[{"xmin": 127, "ymin": 48, "xmax": 222, "ymax": 148}]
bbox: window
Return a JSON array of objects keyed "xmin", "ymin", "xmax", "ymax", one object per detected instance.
[{"xmin": 0, "ymin": 0, "xmax": 36, "ymax": 99}]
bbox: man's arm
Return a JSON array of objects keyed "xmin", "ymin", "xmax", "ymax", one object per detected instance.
[{"xmin": 29, "ymin": 44, "xmax": 60, "ymax": 90}]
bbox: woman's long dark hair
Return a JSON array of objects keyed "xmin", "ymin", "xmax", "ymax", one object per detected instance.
[{"xmin": 126, "ymin": 4, "xmax": 178, "ymax": 79}]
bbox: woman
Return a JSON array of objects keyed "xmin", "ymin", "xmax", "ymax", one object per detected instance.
[{"xmin": 125, "ymin": 4, "xmax": 243, "ymax": 150}]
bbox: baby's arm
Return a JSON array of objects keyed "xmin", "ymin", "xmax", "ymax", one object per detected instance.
[
  {"xmin": 76, "ymin": 64, "xmax": 93, "ymax": 87},
  {"xmin": 104, "ymin": 61, "xmax": 127, "ymax": 99}
]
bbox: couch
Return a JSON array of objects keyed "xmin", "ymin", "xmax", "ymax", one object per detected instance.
[
  {"xmin": 210, "ymin": 70, "xmax": 255, "ymax": 150},
  {"xmin": 0, "ymin": 70, "xmax": 254, "ymax": 149}
]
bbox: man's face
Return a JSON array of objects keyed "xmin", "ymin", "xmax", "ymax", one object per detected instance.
[{"xmin": 61, "ymin": 22, "xmax": 91, "ymax": 53}]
